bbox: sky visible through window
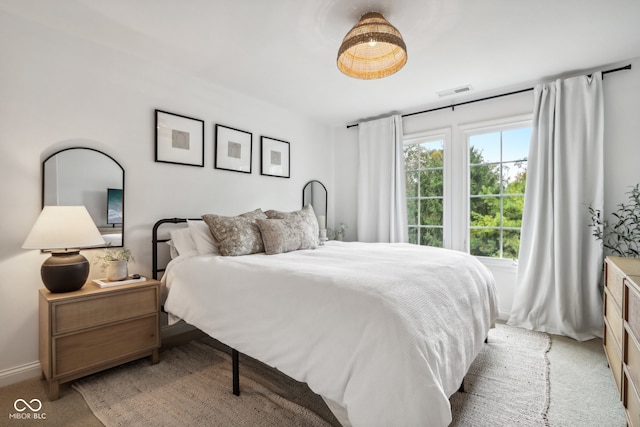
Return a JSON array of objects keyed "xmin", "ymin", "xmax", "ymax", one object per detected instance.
[{"xmin": 469, "ymin": 127, "xmax": 530, "ymax": 182}]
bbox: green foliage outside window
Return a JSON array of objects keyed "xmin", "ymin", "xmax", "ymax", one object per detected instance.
[
  {"xmin": 469, "ymin": 140, "xmax": 527, "ymax": 258},
  {"xmin": 405, "ymin": 141, "xmax": 444, "ymax": 247},
  {"xmin": 405, "ymin": 128, "xmax": 529, "ymax": 259}
]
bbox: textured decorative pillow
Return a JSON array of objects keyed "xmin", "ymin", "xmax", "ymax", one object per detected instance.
[
  {"xmin": 264, "ymin": 205, "xmax": 320, "ymax": 246},
  {"xmin": 257, "ymin": 218, "xmax": 319, "ymax": 255},
  {"xmin": 188, "ymin": 220, "xmax": 220, "ymax": 255},
  {"xmin": 169, "ymin": 227, "xmax": 198, "ymax": 258},
  {"xmin": 202, "ymin": 209, "xmax": 267, "ymax": 256}
]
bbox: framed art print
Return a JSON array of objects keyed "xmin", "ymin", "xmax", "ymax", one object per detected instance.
[
  {"xmin": 214, "ymin": 124, "xmax": 253, "ymax": 173},
  {"xmin": 260, "ymin": 136, "xmax": 290, "ymax": 178},
  {"xmin": 155, "ymin": 109, "xmax": 205, "ymax": 167}
]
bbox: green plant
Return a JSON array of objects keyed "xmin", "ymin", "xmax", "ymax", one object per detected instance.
[
  {"xmin": 328, "ymin": 223, "xmax": 348, "ymax": 240},
  {"xmin": 93, "ymin": 247, "xmax": 134, "ymax": 271},
  {"xmin": 589, "ymin": 184, "xmax": 640, "ymax": 257}
]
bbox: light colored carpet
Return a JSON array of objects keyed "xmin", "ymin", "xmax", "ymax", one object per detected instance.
[
  {"xmin": 73, "ymin": 340, "xmax": 340, "ymax": 427},
  {"xmin": 546, "ymin": 334, "xmax": 626, "ymax": 426},
  {"xmin": 450, "ymin": 324, "xmax": 551, "ymax": 426}
]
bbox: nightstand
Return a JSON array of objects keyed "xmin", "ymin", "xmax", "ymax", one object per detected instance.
[{"xmin": 39, "ymin": 279, "xmax": 161, "ymax": 400}]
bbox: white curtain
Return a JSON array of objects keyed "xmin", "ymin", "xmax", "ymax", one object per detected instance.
[
  {"xmin": 357, "ymin": 115, "xmax": 408, "ymax": 243},
  {"xmin": 508, "ymin": 73, "xmax": 604, "ymax": 341}
]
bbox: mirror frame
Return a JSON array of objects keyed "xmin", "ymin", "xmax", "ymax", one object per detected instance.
[
  {"xmin": 302, "ymin": 180, "xmax": 328, "ymax": 227},
  {"xmin": 42, "ymin": 147, "xmax": 125, "ymax": 248}
]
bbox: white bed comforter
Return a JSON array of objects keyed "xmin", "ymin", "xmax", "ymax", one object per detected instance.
[{"xmin": 164, "ymin": 241, "xmax": 498, "ymax": 427}]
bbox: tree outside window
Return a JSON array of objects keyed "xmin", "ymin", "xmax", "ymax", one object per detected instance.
[
  {"xmin": 404, "ymin": 119, "xmax": 530, "ymax": 261},
  {"xmin": 468, "ymin": 127, "xmax": 530, "ymax": 259},
  {"xmin": 404, "ymin": 138, "xmax": 444, "ymax": 247}
]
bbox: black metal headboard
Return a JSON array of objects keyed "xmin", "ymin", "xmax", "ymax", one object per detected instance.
[{"xmin": 152, "ymin": 217, "xmax": 201, "ymax": 280}]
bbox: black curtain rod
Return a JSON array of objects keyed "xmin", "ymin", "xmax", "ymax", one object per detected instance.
[{"xmin": 346, "ymin": 64, "xmax": 632, "ymax": 129}]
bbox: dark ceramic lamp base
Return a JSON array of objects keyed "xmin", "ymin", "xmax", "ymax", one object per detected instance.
[{"xmin": 41, "ymin": 251, "xmax": 90, "ymax": 293}]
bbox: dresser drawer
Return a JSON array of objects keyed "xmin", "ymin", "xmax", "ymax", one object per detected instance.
[
  {"xmin": 628, "ymin": 278, "xmax": 640, "ymax": 340},
  {"xmin": 626, "ymin": 326, "xmax": 640, "ymax": 393},
  {"xmin": 53, "ymin": 287, "xmax": 158, "ymax": 335},
  {"xmin": 607, "ymin": 261, "xmax": 625, "ymax": 309},
  {"xmin": 606, "ymin": 288, "xmax": 624, "ymax": 347},
  {"xmin": 54, "ymin": 315, "xmax": 158, "ymax": 377},
  {"xmin": 606, "ymin": 320, "xmax": 623, "ymax": 394},
  {"xmin": 625, "ymin": 370, "xmax": 640, "ymax": 427}
]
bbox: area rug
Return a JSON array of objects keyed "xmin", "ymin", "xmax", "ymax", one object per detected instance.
[
  {"xmin": 74, "ymin": 324, "xmax": 550, "ymax": 427},
  {"xmin": 73, "ymin": 339, "xmax": 340, "ymax": 427},
  {"xmin": 450, "ymin": 323, "xmax": 551, "ymax": 426}
]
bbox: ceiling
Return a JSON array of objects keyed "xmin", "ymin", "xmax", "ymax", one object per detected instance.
[{"xmin": 3, "ymin": 0, "xmax": 640, "ymax": 126}]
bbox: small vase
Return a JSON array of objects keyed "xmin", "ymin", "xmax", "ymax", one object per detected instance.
[
  {"xmin": 106, "ymin": 260, "xmax": 128, "ymax": 281},
  {"xmin": 319, "ymin": 229, "xmax": 328, "ymax": 245}
]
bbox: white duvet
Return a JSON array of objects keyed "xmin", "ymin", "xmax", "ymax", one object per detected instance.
[{"xmin": 164, "ymin": 241, "xmax": 498, "ymax": 427}]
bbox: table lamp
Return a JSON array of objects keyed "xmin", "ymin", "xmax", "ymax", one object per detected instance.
[{"xmin": 23, "ymin": 206, "xmax": 106, "ymax": 293}]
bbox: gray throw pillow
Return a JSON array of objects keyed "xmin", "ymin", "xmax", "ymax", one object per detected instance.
[
  {"xmin": 257, "ymin": 217, "xmax": 319, "ymax": 255},
  {"xmin": 264, "ymin": 205, "xmax": 320, "ymax": 247},
  {"xmin": 202, "ymin": 209, "xmax": 267, "ymax": 256}
]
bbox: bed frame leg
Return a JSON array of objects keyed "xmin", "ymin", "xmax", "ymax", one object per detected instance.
[
  {"xmin": 232, "ymin": 349, "xmax": 240, "ymax": 396},
  {"xmin": 458, "ymin": 379, "xmax": 465, "ymax": 393},
  {"xmin": 485, "ymin": 337, "xmax": 488, "ymax": 343}
]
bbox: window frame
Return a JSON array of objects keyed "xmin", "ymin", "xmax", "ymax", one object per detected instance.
[
  {"xmin": 460, "ymin": 114, "xmax": 532, "ymax": 261},
  {"xmin": 403, "ymin": 128, "xmax": 452, "ymax": 248}
]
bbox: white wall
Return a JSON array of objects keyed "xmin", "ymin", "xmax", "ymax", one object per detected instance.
[
  {"xmin": 602, "ymin": 59, "xmax": 640, "ymax": 216},
  {"xmin": 333, "ymin": 56, "xmax": 640, "ymax": 320},
  {"xmin": 0, "ymin": 13, "xmax": 334, "ymax": 385}
]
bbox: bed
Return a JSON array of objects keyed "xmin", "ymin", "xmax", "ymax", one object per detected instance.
[{"xmin": 153, "ymin": 211, "xmax": 498, "ymax": 427}]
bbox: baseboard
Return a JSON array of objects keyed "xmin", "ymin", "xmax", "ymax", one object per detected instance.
[{"xmin": 0, "ymin": 361, "xmax": 41, "ymax": 388}]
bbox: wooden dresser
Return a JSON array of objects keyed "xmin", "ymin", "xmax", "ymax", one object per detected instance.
[
  {"xmin": 604, "ymin": 256, "xmax": 640, "ymax": 426},
  {"xmin": 39, "ymin": 279, "xmax": 161, "ymax": 400}
]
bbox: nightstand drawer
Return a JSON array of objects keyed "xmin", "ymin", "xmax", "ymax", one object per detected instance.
[
  {"xmin": 54, "ymin": 315, "xmax": 158, "ymax": 377},
  {"xmin": 53, "ymin": 287, "xmax": 158, "ymax": 335}
]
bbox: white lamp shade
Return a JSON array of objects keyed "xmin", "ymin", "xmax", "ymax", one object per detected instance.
[{"xmin": 22, "ymin": 206, "xmax": 106, "ymax": 250}]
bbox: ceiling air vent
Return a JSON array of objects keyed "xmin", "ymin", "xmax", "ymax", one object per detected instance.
[{"xmin": 437, "ymin": 85, "xmax": 473, "ymax": 98}]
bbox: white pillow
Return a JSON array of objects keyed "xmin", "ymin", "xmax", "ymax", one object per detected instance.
[
  {"xmin": 169, "ymin": 227, "xmax": 198, "ymax": 257},
  {"xmin": 187, "ymin": 220, "xmax": 220, "ymax": 255},
  {"xmin": 166, "ymin": 240, "xmax": 179, "ymax": 259}
]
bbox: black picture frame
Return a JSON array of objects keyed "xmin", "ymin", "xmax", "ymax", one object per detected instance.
[
  {"xmin": 260, "ymin": 136, "xmax": 290, "ymax": 178},
  {"xmin": 214, "ymin": 124, "xmax": 253, "ymax": 174},
  {"xmin": 155, "ymin": 109, "xmax": 205, "ymax": 167}
]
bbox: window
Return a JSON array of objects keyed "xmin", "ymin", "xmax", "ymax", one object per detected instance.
[
  {"xmin": 403, "ymin": 116, "xmax": 531, "ymax": 262},
  {"xmin": 467, "ymin": 125, "xmax": 530, "ymax": 259},
  {"xmin": 404, "ymin": 131, "xmax": 448, "ymax": 247}
]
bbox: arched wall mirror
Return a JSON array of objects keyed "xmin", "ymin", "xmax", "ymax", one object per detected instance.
[
  {"xmin": 302, "ymin": 180, "xmax": 327, "ymax": 230},
  {"xmin": 43, "ymin": 147, "xmax": 124, "ymax": 248}
]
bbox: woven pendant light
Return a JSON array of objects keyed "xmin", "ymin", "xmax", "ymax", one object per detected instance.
[{"xmin": 337, "ymin": 12, "xmax": 407, "ymax": 80}]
